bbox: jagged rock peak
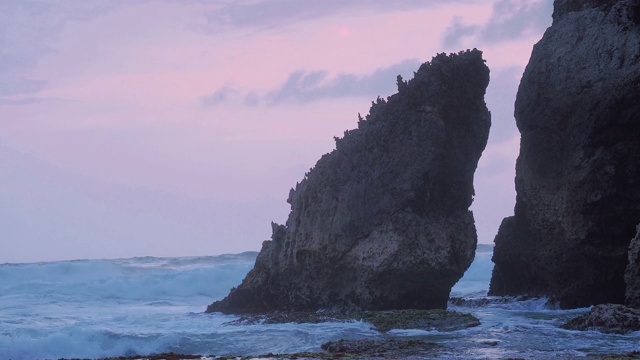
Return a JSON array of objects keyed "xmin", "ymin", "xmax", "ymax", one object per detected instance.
[
  {"xmin": 489, "ymin": 0, "xmax": 640, "ymax": 308},
  {"xmin": 207, "ymin": 49, "xmax": 491, "ymax": 314}
]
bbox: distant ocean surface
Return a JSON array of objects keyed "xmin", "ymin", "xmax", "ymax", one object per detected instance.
[{"xmin": 1, "ymin": 244, "xmax": 638, "ymax": 359}]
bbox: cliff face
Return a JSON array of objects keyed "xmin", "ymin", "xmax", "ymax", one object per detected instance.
[
  {"xmin": 489, "ymin": 0, "xmax": 640, "ymax": 308},
  {"xmin": 207, "ymin": 50, "xmax": 491, "ymax": 314},
  {"xmin": 626, "ymin": 224, "xmax": 640, "ymax": 308}
]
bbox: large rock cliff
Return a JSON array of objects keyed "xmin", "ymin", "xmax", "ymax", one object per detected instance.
[
  {"xmin": 489, "ymin": 0, "xmax": 640, "ymax": 308},
  {"xmin": 207, "ymin": 50, "xmax": 491, "ymax": 314}
]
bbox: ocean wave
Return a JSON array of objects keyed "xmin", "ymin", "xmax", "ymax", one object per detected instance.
[
  {"xmin": 0, "ymin": 253, "xmax": 257, "ymax": 302},
  {"xmin": 3, "ymin": 249, "xmax": 639, "ymax": 360}
]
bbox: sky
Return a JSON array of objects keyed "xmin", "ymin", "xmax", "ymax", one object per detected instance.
[{"xmin": 0, "ymin": 0, "xmax": 553, "ymax": 264}]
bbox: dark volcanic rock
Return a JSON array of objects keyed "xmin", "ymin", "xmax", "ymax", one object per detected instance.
[
  {"xmin": 489, "ymin": 0, "xmax": 640, "ymax": 308},
  {"xmin": 207, "ymin": 50, "xmax": 491, "ymax": 314},
  {"xmin": 562, "ymin": 304, "xmax": 640, "ymax": 334},
  {"xmin": 626, "ymin": 224, "xmax": 640, "ymax": 308}
]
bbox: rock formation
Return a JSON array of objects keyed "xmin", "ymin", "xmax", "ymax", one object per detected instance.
[
  {"xmin": 561, "ymin": 304, "xmax": 640, "ymax": 334},
  {"xmin": 489, "ymin": 0, "xmax": 640, "ymax": 308},
  {"xmin": 207, "ymin": 49, "xmax": 491, "ymax": 314},
  {"xmin": 626, "ymin": 224, "xmax": 640, "ymax": 307}
]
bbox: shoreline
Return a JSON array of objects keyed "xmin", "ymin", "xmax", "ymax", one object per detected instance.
[{"xmin": 52, "ymin": 307, "xmax": 640, "ymax": 360}]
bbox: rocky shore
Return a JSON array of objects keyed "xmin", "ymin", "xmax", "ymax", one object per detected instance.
[
  {"xmin": 63, "ymin": 300, "xmax": 637, "ymax": 360},
  {"xmin": 59, "ymin": 349, "xmax": 640, "ymax": 360}
]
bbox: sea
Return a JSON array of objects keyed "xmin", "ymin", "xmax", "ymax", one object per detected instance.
[{"xmin": 1, "ymin": 244, "xmax": 638, "ymax": 360}]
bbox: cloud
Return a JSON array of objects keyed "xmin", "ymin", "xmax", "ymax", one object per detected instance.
[
  {"xmin": 205, "ymin": 0, "xmax": 472, "ymax": 30},
  {"xmin": 0, "ymin": 97, "xmax": 44, "ymax": 106},
  {"xmin": 202, "ymin": 85, "xmax": 236, "ymax": 107},
  {"xmin": 243, "ymin": 92, "xmax": 260, "ymax": 107},
  {"xmin": 481, "ymin": 0, "xmax": 553, "ymax": 43},
  {"xmin": 0, "ymin": 76, "xmax": 46, "ymax": 97},
  {"xmin": 442, "ymin": 0, "xmax": 552, "ymax": 47},
  {"xmin": 0, "ymin": 1, "xmax": 119, "ymax": 75},
  {"xmin": 0, "ymin": 1, "xmax": 122, "ymax": 103},
  {"xmin": 200, "ymin": 59, "xmax": 423, "ymax": 107},
  {"xmin": 266, "ymin": 59, "xmax": 422, "ymax": 104},
  {"xmin": 442, "ymin": 16, "xmax": 481, "ymax": 49}
]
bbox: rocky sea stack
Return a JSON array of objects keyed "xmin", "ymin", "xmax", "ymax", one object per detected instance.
[
  {"xmin": 489, "ymin": 0, "xmax": 640, "ymax": 308},
  {"xmin": 207, "ymin": 49, "xmax": 491, "ymax": 314}
]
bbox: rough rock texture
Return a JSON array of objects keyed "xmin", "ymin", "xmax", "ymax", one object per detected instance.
[
  {"xmin": 562, "ymin": 304, "xmax": 640, "ymax": 334},
  {"xmin": 489, "ymin": 0, "xmax": 640, "ymax": 308},
  {"xmin": 321, "ymin": 338, "xmax": 440, "ymax": 356},
  {"xmin": 626, "ymin": 224, "xmax": 640, "ymax": 307},
  {"xmin": 207, "ymin": 50, "xmax": 491, "ymax": 314}
]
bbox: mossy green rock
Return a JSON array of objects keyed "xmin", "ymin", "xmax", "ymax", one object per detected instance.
[{"xmin": 358, "ymin": 309, "xmax": 480, "ymax": 332}]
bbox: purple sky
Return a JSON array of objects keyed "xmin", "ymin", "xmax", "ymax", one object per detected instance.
[{"xmin": 0, "ymin": 0, "xmax": 553, "ymax": 263}]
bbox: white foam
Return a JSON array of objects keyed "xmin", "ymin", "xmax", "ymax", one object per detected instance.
[
  {"xmin": 0, "ymin": 255, "xmax": 256, "ymax": 302},
  {"xmin": 450, "ymin": 250, "xmax": 494, "ymax": 297}
]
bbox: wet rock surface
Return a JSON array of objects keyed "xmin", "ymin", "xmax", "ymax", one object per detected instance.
[
  {"xmin": 489, "ymin": 0, "xmax": 640, "ymax": 308},
  {"xmin": 208, "ymin": 49, "xmax": 491, "ymax": 314},
  {"xmin": 562, "ymin": 304, "xmax": 640, "ymax": 334}
]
